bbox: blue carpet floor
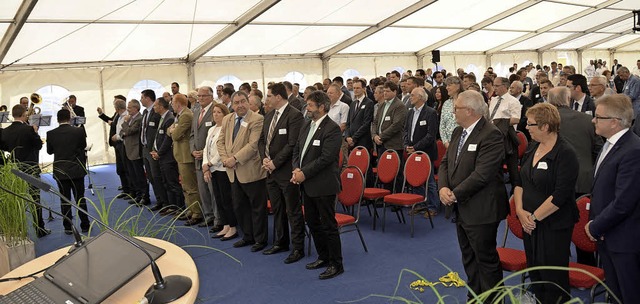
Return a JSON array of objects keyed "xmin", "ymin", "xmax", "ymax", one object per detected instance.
[{"xmin": 25, "ymin": 164, "xmax": 596, "ymax": 304}]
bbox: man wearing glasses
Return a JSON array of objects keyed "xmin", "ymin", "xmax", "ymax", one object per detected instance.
[{"xmin": 588, "ymin": 76, "xmax": 608, "ymax": 101}]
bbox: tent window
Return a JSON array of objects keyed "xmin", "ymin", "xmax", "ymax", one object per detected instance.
[
  {"xmin": 127, "ymin": 80, "xmax": 166, "ymax": 104},
  {"xmin": 283, "ymin": 71, "xmax": 307, "ymax": 93},
  {"xmin": 215, "ymin": 75, "xmax": 243, "ymax": 98},
  {"xmin": 343, "ymin": 69, "xmax": 361, "ymax": 81},
  {"xmin": 35, "ymin": 84, "xmax": 71, "ymax": 164}
]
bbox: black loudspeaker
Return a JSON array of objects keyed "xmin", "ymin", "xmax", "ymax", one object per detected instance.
[{"xmin": 431, "ymin": 50, "xmax": 440, "ymax": 63}]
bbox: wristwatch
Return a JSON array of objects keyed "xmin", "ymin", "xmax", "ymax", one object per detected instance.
[{"xmin": 530, "ymin": 213, "xmax": 538, "ymax": 221}]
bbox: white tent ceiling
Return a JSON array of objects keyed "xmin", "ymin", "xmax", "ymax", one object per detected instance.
[{"xmin": 0, "ymin": 0, "xmax": 638, "ymax": 69}]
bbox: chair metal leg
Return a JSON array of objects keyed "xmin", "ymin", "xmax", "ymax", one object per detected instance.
[
  {"xmin": 355, "ymin": 223, "xmax": 368, "ymax": 252},
  {"xmin": 382, "ymin": 204, "xmax": 387, "ymax": 232},
  {"xmin": 399, "ymin": 209, "xmax": 406, "ymax": 224},
  {"xmin": 425, "ymin": 208, "xmax": 434, "ymax": 229}
]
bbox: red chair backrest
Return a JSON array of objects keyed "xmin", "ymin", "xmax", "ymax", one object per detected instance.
[
  {"xmin": 573, "ymin": 195, "xmax": 596, "ymax": 253},
  {"xmin": 507, "ymin": 196, "xmax": 524, "ymax": 240},
  {"xmin": 434, "ymin": 140, "xmax": 446, "ymax": 171},
  {"xmin": 338, "ymin": 166, "xmax": 364, "ymax": 207},
  {"xmin": 377, "ymin": 150, "xmax": 400, "ymax": 185},
  {"xmin": 516, "ymin": 131, "xmax": 528, "ymax": 159},
  {"xmin": 347, "ymin": 146, "xmax": 370, "ymax": 178},
  {"xmin": 404, "ymin": 151, "xmax": 431, "ymax": 188}
]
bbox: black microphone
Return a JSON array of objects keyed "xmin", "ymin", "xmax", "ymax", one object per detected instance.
[
  {"xmin": 0, "ymin": 183, "xmax": 84, "ymax": 250},
  {"xmin": 11, "ymin": 168, "xmax": 192, "ymax": 304}
]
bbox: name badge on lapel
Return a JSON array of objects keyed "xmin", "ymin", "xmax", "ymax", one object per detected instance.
[
  {"xmin": 159, "ymin": 130, "xmax": 164, "ymax": 134},
  {"xmin": 361, "ymin": 105, "xmax": 366, "ymax": 109},
  {"xmin": 419, "ymin": 120, "xmax": 426, "ymax": 126},
  {"xmin": 149, "ymin": 121, "xmax": 156, "ymax": 127},
  {"xmin": 384, "ymin": 116, "xmax": 391, "ymax": 121},
  {"xmin": 279, "ymin": 128, "xmax": 287, "ymax": 135},
  {"xmin": 537, "ymin": 162, "xmax": 548, "ymax": 170},
  {"xmin": 312, "ymin": 139, "xmax": 320, "ymax": 146},
  {"xmin": 240, "ymin": 121, "xmax": 248, "ymax": 128},
  {"xmin": 585, "ymin": 111, "xmax": 592, "ymax": 116},
  {"xmin": 467, "ymin": 144, "xmax": 477, "ymax": 151},
  {"xmin": 205, "ymin": 121, "xmax": 213, "ymax": 127}
]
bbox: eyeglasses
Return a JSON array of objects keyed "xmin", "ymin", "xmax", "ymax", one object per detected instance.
[
  {"xmin": 197, "ymin": 94, "xmax": 212, "ymax": 98},
  {"xmin": 453, "ymin": 106, "xmax": 468, "ymax": 111},
  {"xmin": 594, "ymin": 116, "xmax": 621, "ymax": 121},
  {"xmin": 526, "ymin": 123, "xmax": 538, "ymax": 127},
  {"xmin": 588, "ymin": 84, "xmax": 604, "ymax": 87}
]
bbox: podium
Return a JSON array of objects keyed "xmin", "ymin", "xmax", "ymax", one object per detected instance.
[{"xmin": 0, "ymin": 237, "xmax": 199, "ymax": 303}]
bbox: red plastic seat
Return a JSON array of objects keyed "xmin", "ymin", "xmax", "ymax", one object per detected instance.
[
  {"xmin": 383, "ymin": 151, "xmax": 433, "ymax": 237},
  {"xmin": 335, "ymin": 166, "xmax": 368, "ymax": 252},
  {"xmin": 497, "ymin": 196, "xmax": 528, "ymax": 283},
  {"xmin": 433, "ymin": 140, "xmax": 446, "ymax": 184}
]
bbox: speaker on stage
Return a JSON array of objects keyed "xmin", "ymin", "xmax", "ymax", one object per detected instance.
[{"xmin": 431, "ymin": 50, "xmax": 440, "ymax": 63}]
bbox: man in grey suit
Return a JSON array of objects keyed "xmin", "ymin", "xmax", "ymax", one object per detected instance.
[
  {"xmin": 371, "ymin": 81, "xmax": 408, "ymax": 159},
  {"xmin": 190, "ymin": 86, "xmax": 218, "ymax": 228},
  {"xmin": 120, "ymin": 99, "xmax": 148, "ymax": 205}
]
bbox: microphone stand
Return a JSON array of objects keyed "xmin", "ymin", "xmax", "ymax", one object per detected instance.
[
  {"xmin": 0, "ymin": 184, "xmax": 84, "ymax": 251},
  {"xmin": 11, "ymin": 168, "xmax": 192, "ymax": 304}
]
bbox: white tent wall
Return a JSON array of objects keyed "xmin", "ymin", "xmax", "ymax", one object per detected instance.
[
  {"xmin": 542, "ymin": 51, "xmax": 579, "ymax": 68},
  {"xmin": 436, "ymin": 54, "xmax": 487, "ymax": 77},
  {"xmin": 329, "ymin": 57, "xmax": 379, "ymax": 83},
  {"xmin": 0, "ymin": 67, "xmax": 103, "ymax": 168},
  {"xmin": 611, "ymin": 51, "xmax": 639, "ymax": 69},
  {"xmin": 581, "ymin": 50, "xmax": 612, "ymax": 71},
  {"xmin": 195, "ymin": 61, "xmax": 263, "ymax": 95},
  {"xmin": 262, "ymin": 58, "xmax": 322, "ymax": 92},
  {"xmin": 490, "ymin": 52, "xmax": 539, "ymax": 77}
]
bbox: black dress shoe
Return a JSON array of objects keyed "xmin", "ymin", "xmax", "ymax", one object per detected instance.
[
  {"xmin": 127, "ymin": 199, "xmax": 137, "ymax": 205},
  {"xmin": 251, "ymin": 243, "xmax": 267, "ymax": 252},
  {"xmin": 209, "ymin": 225, "xmax": 224, "ymax": 233},
  {"xmin": 198, "ymin": 218, "xmax": 215, "ymax": 227},
  {"xmin": 305, "ymin": 259, "xmax": 328, "ymax": 270},
  {"xmin": 115, "ymin": 192, "xmax": 129, "ymax": 199},
  {"xmin": 184, "ymin": 217, "xmax": 203, "ymax": 226},
  {"xmin": 118, "ymin": 185, "xmax": 123, "ymax": 190},
  {"xmin": 36, "ymin": 228, "xmax": 51, "ymax": 238},
  {"xmin": 149, "ymin": 204, "xmax": 163, "ymax": 211},
  {"xmin": 81, "ymin": 227, "xmax": 89, "ymax": 233},
  {"xmin": 138, "ymin": 198, "xmax": 150, "ymax": 206},
  {"xmin": 64, "ymin": 229, "xmax": 73, "ymax": 235},
  {"xmin": 220, "ymin": 233, "xmax": 238, "ymax": 241},
  {"xmin": 284, "ymin": 250, "xmax": 305, "ymax": 264},
  {"xmin": 233, "ymin": 239, "xmax": 255, "ymax": 248},
  {"xmin": 176, "ymin": 213, "xmax": 191, "ymax": 221},
  {"xmin": 319, "ymin": 264, "xmax": 344, "ymax": 280},
  {"xmin": 263, "ymin": 245, "xmax": 289, "ymax": 255}
]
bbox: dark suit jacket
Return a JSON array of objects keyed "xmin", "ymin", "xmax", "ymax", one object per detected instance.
[
  {"xmin": 372, "ymin": 97, "xmax": 408, "ymax": 151},
  {"xmin": 438, "ymin": 117, "xmax": 508, "ymax": 225},
  {"xmin": 72, "ymin": 105, "xmax": 85, "ymax": 118},
  {"xmin": 571, "ymin": 95, "xmax": 595, "ymax": 116},
  {"xmin": 345, "ymin": 96, "xmax": 374, "ymax": 149},
  {"xmin": 141, "ymin": 107, "xmax": 161, "ymax": 149},
  {"xmin": 0, "ymin": 121, "xmax": 42, "ymax": 166},
  {"xmin": 258, "ymin": 104, "xmax": 304, "ymax": 181},
  {"xmin": 403, "ymin": 105, "xmax": 438, "ymax": 161},
  {"xmin": 190, "ymin": 104, "xmax": 214, "ymax": 168},
  {"xmin": 154, "ymin": 111, "xmax": 176, "ymax": 164},
  {"xmin": 558, "ymin": 107, "xmax": 603, "ymax": 194},
  {"xmin": 340, "ymin": 92, "xmax": 352, "ymax": 106},
  {"xmin": 99, "ymin": 112, "xmax": 118, "ymax": 146},
  {"xmin": 288, "ymin": 95, "xmax": 304, "ymax": 112},
  {"xmin": 517, "ymin": 95, "xmax": 534, "ymax": 141},
  {"xmin": 292, "ymin": 116, "xmax": 342, "ymax": 197},
  {"xmin": 46, "ymin": 124, "xmax": 87, "ymax": 180},
  {"xmin": 614, "ymin": 75, "xmax": 624, "ymax": 93},
  {"xmin": 589, "ymin": 130, "xmax": 640, "ymax": 253}
]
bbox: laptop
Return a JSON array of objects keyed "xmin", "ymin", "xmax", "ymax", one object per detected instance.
[{"xmin": 0, "ymin": 230, "xmax": 166, "ymax": 304}]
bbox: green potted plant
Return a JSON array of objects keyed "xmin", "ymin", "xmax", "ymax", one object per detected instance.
[{"xmin": 0, "ymin": 154, "xmax": 37, "ymax": 276}]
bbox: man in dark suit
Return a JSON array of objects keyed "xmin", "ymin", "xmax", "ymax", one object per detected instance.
[
  {"xmin": 332, "ymin": 76, "xmax": 352, "ymax": 105},
  {"xmin": 438, "ymin": 90, "xmax": 508, "ymax": 301},
  {"xmin": 567, "ymin": 74, "xmax": 595, "ymax": 116},
  {"xmin": 217, "ymin": 91, "xmax": 268, "ymax": 252},
  {"xmin": 292, "ymin": 90, "xmax": 343, "ymax": 280},
  {"xmin": 0, "ymin": 105, "xmax": 49, "ymax": 237},
  {"xmin": 283, "ymin": 81, "xmax": 303, "ymax": 111},
  {"xmin": 98, "ymin": 96, "xmax": 130, "ymax": 197},
  {"xmin": 404, "ymin": 88, "xmax": 439, "ymax": 215},
  {"xmin": 46, "ymin": 109, "xmax": 90, "ymax": 234},
  {"xmin": 611, "ymin": 58, "xmax": 622, "ymax": 76},
  {"xmin": 510, "ymin": 80, "xmax": 534, "ymax": 141},
  {"xmin": 120, "ymin": 99, "xmax": 148, "ymax": 206},
  {"xmin": 149, "ymin": 98, "xmax": 183, "ymax": 213},
  {"xmin": 258, "ymin": 83, "xmax": 305, "ymax": 263},
  {"xmin": 190, "ymin": 86, "xmax": 217, "ymax": 227},
  {"xmin": 586, "ymin": 94, "xmax": 640, "ymax": 303},
  {"xmin": 345, "ymin": 79, "xmax": 374, "ymax": 156},
  {"xmin": 67, "ymin": 95, "xmax": 85, "ymax": 127},
  {"xmin": 139, "ymin": 90, "xmax": 165, "ymax": 209}
]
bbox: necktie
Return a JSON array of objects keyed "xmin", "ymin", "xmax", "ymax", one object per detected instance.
[
  {"xmin": 573, "ymin": 102, "xmax": 579, "ymax": 111},
  {"xmin": 301, "ymin": 121, "xmax": 317, "ymax": 163},
  {"xmin": 411, "ymin": 108, "xmax": 419, "ymax": 142},
  {"xmin": 153, "ymin": 116, "xmax": 164, "ymax": 151},
  {"xmin": 265, "ymin": 110, "xmax": 279, "ymax": 158},
  {"xmin": 141, "ymin": 109, "xmax": 149, "ymax": 146},
  {"xmin": 232, "ymin": 116, "xmax": 242, "ymax": 142},
  {"xmin": 198, "ymin": 108, "xmax": 206, "ymax": 126},
  {"xmin": 594, "ymin": 141, "xmax": 611, "ymax": 174},
  {"xmin": 456, "ymin": 130, "xmax": 468, "ymax": 164},
  {"xmin": 489, "ymin": 97, "xmax": 502, "ymax": 120}
]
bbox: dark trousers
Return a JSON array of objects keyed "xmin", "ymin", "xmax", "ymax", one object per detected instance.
[
  {"xmin": 114, "ymin": 142, "xmax": 130, "ymax": 193},
  {"xmin": 231, "ymin": 178, "xmax": 268, "ymax": 244},
  {"xmin": 266, "ymin": 176, "xmax": 305, "ymax": 250},
  {"xmin": 125, "ymin": 157, "xmax": 147, "ymax": 200},
  {"xmin": 158, "ymin": 160, "xmax": 183, "ymax": 208},
  {"xmin": 211, "ymin": 170, "xmax": 236, "ymax": 227},
  {"xmin": 523, "ymin": 225, "xmax": 573, "ymax": 304},
  {"xmin": 303, "ymin": 192, "xmax": 342, "ymax": 266},
  {"xmin": 22, "ymin": 165, "xmax": 45, "ymax": 231},
  {"xmin": 505, "ymin": 151, "xmax": 520, "ymax": 189},
  {"xmin": 142, "ymin": 146, "xmax": 167, "ymax": 205},
  {"xmin": 456, "ymin": 219, "xmax": 502, "ymax": 300},
  {"xmin": 598, "ymin": 243, "xmax": 640, "ymax": 304},
  {"xmin": 56, "ymin": 178, "xmax": 90, "ymax": 231}
]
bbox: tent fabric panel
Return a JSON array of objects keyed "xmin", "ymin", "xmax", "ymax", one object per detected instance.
[
  {"xmin": 437, "ymin": 54, "xmax": 487, "ymax": 77},
  {"xmin": 491, "ymin": 52, "xmax": 539, "ymax": 77},
  {"xmin": 550, "ymin": 0, "xmax": 611, "ymax": 5},
  {"xmin": 0, "ymin": 0, "xmax": 21, "ymax": 19},
  {"xmin": 374, "ymin": 55, "xmax": 420, "ymax": 77},
  {"xmin": 596, "ymin": 17, "xmax": 635, "ymax": 33},
  {"xmin": 205, "ymin": 25, "xmax": 367, "ymax": 57},
  {"xmin": 553, "ymin": 33, "xmax": 613, "ymax": 49},
  {"xmin": 592, "ymin": 34, "xmax": 640, "ymax": 49},
  {"xmin": 504, "ymin": 32, "xmax": 575, "ymax": 51},
  {"xmin": 617, "ymin": 39, "xmax": 640, "ymax": 51},
  {"xmin": 330, "ymin": 57, "xmax": 386, "ymax": 82},
  {"xmin": 395, "ymin": 0, "xmax": 525, "ymax": 28},
  {"xmin": 439, "ymin": 30, "xmax": 528, "ymax": 52},
  {"xmin": 339, "ymin": 27, "xmax": 460, "ymax": 54},
  {"xmin": 0, "ymin": 68, "xmax": 106, "ymax": 165},
  {"xmin": 613, "ymin": 52, "xmax": 640, "ymax": 68},
  {"xmin": 254, "ymin": 0, "xmax": 419, "ymax": 24},
  {"xmin": 195, "ymin": 61, "xmax": 264, "ymax": 95},
  {"xmin": 542, "ymin": 50, "xmax": 579, "ymax": 66},
  {"xmin": 486, "ymin": 2, "xmax": 583, "ymax": 31},
  {"xmin": 263, "ymin": 58, "xmax": 323, "ymax": 91},
  {"xmin": 610, "ymin": 0, "xmax": 640, "ymax": 9},
  {"xmin": 552, "ymin": 9, "xmax": 627, "ymax": 32}
]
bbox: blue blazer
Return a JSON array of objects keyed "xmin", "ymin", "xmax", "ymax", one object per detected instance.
[{"xmin": 589, "ymin": 130, "xmax": 640, "ymax": 253}]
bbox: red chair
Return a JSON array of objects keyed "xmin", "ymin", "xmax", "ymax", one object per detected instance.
[
  {"xmin": 569, "ymin": 195, "xmax": 606, "ymax": 302},
  {"xmin": 347, "ymin": 146, "xmax": 370, "ymax": 182},
  {"xmin": 363, "ymin": 150, "xmax": 401, "ymax": 230},
  {"xmin": 516, "ymin": 131, "xmax": 528, "ymax": 159},
  {"xmin": 338, "ymin": 149, "xmax": 344, "ymax": 169},
  {"xmin": 335, "ymin": 166, "xmax": 368, "ymax": 252},
  {"xmin": 434, "ymin": 140, "xmax": 446, "ymax": 183},
  {"xmin": 383, "ymin": 151, "xmax": 433, "ymax": 237},
  {"xmin": 497, "ymin": 196, "xmax": 528, "ymax": 283}
]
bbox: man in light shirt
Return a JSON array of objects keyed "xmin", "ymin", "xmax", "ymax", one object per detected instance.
[{"xmin": 489, "ymin": 77, "xmax": 522, "ymax": 190}]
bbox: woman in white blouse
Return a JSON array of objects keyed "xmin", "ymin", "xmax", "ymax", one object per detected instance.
[
  {"xmin": 202, "ymin": 103, "xmax": 237, "ymax": 240},
  {"xmin": 438, "ymin": 76, "xmax": 463, "ymax": 148}
]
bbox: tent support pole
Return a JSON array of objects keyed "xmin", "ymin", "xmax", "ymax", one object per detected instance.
[{"xmin": 187, "ymin": 62, "xmax": 196, "ymax": 91}]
